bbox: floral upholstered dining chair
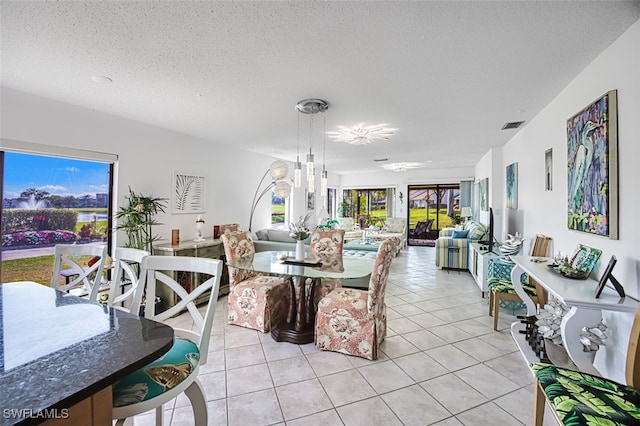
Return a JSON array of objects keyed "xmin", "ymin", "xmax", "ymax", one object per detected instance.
[
  {"xmin": 221, "ymin": 231, "xmax": 290, "ymax": 332},
  {"xmin": 309, "ymin": 228, "xmax": 346, "ymax": 300},
  {"xmin": 314, "ymin": 237, "xmax": 396, "ymax": 360}
]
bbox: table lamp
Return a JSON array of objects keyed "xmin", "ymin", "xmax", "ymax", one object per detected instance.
[{"xmin": 461, "ymin": 207, "xmax": 472, "ymax": 222}]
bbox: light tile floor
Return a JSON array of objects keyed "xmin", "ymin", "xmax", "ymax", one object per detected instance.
[{"xmin": 130, "ymin": 246, "xmax": 560, "ymax": 425}]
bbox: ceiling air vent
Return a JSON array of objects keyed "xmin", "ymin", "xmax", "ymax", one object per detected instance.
[{"xmin": 502, "ymin": 121, "xmax": 525, "ymax": 130}]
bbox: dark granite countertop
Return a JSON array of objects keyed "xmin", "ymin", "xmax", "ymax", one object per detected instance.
[{"xmin": 0, "ymin": 281, "xmax": 174, "ymax": 425}]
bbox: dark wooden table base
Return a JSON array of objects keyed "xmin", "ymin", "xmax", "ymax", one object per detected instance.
[{"xmin": 271, "ymin": 276, "xmax": 318, "ymax": 344}]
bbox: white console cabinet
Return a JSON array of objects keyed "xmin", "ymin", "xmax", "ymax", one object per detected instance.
[{"xmin": 469, "ymin": 242, "xmax": 499, "ymax": 296}]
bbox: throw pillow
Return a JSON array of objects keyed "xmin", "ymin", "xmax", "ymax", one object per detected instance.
[{"xmin": 452, "ymin": 230, "xmax": 469, "ymax": 239}]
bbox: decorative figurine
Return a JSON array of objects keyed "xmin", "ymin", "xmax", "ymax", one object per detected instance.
[{"xmin": 194, "ymin": 215, "xmax": 205, "ymax": 242}]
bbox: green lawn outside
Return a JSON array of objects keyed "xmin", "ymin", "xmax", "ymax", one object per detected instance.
[
  {"xmin": 2, "ymin": 254, "xmax": 95, "ymax": 286},
  {"xmin": 409, "ymin": 207, "xmax": 455, "ymax": 229},
  {"xmin": 3, "ymin": 255, "xmax": 55, "ymax": 285}
]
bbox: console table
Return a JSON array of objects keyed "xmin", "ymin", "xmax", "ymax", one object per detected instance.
[
  {"xmin": 469, "ymin": 242, "xmax": 499, "ymax": 296},
  {"xmin": 509, "ymin": 256, "xmax": 637, "ymax": 376},
  {"xmin": 153, "ymin": 238, "xmax": 229, "ymax": 310}
]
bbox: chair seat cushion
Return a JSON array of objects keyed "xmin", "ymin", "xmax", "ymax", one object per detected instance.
[
  {"xmin": 488, "ymin": 277, "xmax": 537, "ymax": 296},
  {"xmin": 318, "ymin": 287, "xmax": 369, "ymax": 319},
  {"xmin": 532, "ymin": 363, "xmax": 640, "ymax": 425},
  {"xmin": 113, "ymin": 338, "xmax": 199, "ymax": 408},
  {"xmin": 233, "ymin": 275, "xmax": 288, "ymax": 295}
]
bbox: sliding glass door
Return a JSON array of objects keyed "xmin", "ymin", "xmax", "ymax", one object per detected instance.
[{"xmin": 408, "ymin": 184, "xmax": 460, "ymax": 244}]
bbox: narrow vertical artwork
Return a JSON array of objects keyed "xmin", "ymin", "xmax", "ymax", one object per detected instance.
[
  {"xmin": 506, "ymin": 163, "xmax": 518, "ymax": 209},
  {"xmin": 479, "ymin": 178, "xmax": 488, "ymax": 211},
  {"xmin": 566, "ymin": 90, "xmax": 618, "ymax": 239},
  {"xmin": 545, "ymin": 149, "xmax": 553, "ymax": 191}
]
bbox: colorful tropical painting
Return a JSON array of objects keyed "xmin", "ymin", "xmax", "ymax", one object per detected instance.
[
  {"xmin": 566, "ymin": 90, "xmax": 618, "ymax": 239},
  {"xmin": 506, "ymin": 162, "xmax": 518, "ymax": 209}
]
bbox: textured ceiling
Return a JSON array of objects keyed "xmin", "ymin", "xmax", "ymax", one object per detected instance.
[{"xmin": 1, "ymin": 1, "xmax": 639, "ymax": 175}]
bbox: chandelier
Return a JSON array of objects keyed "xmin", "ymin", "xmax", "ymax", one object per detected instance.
[
  {"xmin": 295, "ymin": 99, "xmax": 329, "ymax": 193},
  {"xmin": 327, "ymin": 123, "xmax": 397, "ymax": 145},
  {"xmin": 383, "ymin": 162, "xmax": 422, "ymax": 172}
]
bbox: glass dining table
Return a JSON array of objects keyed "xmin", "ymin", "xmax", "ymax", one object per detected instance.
[{"xmin": 227, "ymin": 251, "xmax": 375, "ymax": 344}]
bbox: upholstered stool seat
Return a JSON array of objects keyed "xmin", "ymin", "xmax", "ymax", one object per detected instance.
[
  {"xmin": 113, "ymin": 338, "xmax": 199, "ymax": 407},
  {"xmin": 532, "ymin": 363, "xmax": 640, "ymax": 425}
]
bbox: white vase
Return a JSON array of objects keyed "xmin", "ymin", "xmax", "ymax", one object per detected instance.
[{"xmin": 295, "ymin": 240, "xmax": 305, "ymax": 260}]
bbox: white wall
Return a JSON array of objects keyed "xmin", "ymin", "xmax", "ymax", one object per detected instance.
[
  {"xmin": 0, "ymin": 87, "xmax": 286, "ymax": 244},
  {"xmin": 487, "ymin": 19, "xmax": 640, "ymax": 383}
]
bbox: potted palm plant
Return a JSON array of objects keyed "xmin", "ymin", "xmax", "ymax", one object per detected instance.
[{"xmin": 115, "ymin": 187, "xmax": 167, "ymax": 252}]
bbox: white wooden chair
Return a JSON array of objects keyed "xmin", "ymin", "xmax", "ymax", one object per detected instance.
[
  {"xmin": 106, "ymin": 247, "xmax": 149, "ymax": 311},
  {"xmin": 51, "ymin": 244, "xmax": 108, "ymax": 302},
  {"xmin": 111, "ymin": 255, "xmax": 223, "ymax": 426}
]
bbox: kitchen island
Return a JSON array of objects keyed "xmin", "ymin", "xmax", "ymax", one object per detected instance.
[{"xmin": 0, "ymin": 281, "xmax": 173, "ymax": 425}]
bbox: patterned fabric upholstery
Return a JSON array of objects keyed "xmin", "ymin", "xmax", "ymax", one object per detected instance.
[
  {"xmin": 219, "ymin": 223, "xmax": 239, "ymax": 236},
  {"xmin": 435, "ymin": 221, "xmax": 486, "ymax": 269},
  {"xmin": 384, "ymin": 218, "xmax": 405, "ymax": 233},
  {"xmin": 113, "ymin": 338, "xmax": 199, "ymax": 407},
  {"xmin": 409, "ymin": 219, "xmax": 434, "ymax": 239},
  {"xmin": 336, "ymin": 218, "xmax": 362, "ymax": 240},
  {"xmin": 532, "ymin": 363, "xmax": 640, "ymax": 425},
  {"xmin": 221, "ymin": 231, "xmax": 290, "ymax": 332},
  {"xmin": 309, "ymin": 229, "xmax": 345, "ymax": 300},
  {"xmin": 315, "ymin": 238, "xmax": 396, "ymax": 360}
]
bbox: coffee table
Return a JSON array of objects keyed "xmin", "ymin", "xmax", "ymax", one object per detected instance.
[{"xmin": 344, "ymin": 238, "xmax": 381, "ymax": 252}]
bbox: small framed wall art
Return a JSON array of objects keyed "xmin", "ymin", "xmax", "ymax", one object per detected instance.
[{"xmin": 172, "ymin": 171, "xmax": 206, "ymax": 214}]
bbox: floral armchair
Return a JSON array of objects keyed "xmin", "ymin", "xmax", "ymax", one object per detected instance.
[
  {"xmin": 376, "ymin": 217, "xmax": 407, "ymax": 248},
  {"xmin": 314, "ymin": 238, "xmax": 397, "ymax": 360},
  {"xmin": 435, "ymin": 220, "xmax": 486, "ymax": 269},
  {"xmin": 221, "ymin": 231, "xmax": 290, "ymax": 332},
  {"xmin": 336, "ymin": 217, "xmax": 362, "ymax": 241}
]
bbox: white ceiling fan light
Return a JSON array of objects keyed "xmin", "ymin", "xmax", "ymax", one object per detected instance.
[{"xmin": 327, "ymin": 123, "xmax": 397, "ymax": 145}]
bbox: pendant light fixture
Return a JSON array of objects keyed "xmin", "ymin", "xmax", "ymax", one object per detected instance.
[
  {"xmin": 307, "ymin": 112, "xmax": 315, "ymax": 193},
  {"xmin": 294, "ymin": 113, "xmax": 302, "ymax": 188},
  {"xmin": 321, "ymin": 114, "xmax": 328, "ymax": 195},
  {"xmin": 295, "ymin": 99, "xmax": 329, "ymax": 194}
]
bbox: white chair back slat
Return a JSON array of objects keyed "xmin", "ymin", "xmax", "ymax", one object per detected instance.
[
  {"xmin": 107, "ymin": 247, "xmax": 149, "ymax": 310},
  {"xmin": 51, "ymin": 244, "xmax": 107, "ymax": 302},
  {"xmin": 134, "ymin": 255, "xmax": 223, "ymax": 367}
]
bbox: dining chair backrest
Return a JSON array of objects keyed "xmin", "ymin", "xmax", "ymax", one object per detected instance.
[
  {"xmin": 367, "ymin": 238, "xmax": 396, "ymax": 316},
  {"xmin": 51, "ymin": 244, "xmax": 108, "ymax": 302},
  {"xmin": 220, "ymin": 231, "xmax": 257, "ymax": 286},
  {"xmin": 107, "ymin": 247, "xmax": 149, "ymax": 311},
  {"xmin": 132, "ymin": 255, "xmax": 223, "ymax": 366},
  {"xmin": 310, "ymin": 229, "xmax": 345, "ymax": 258},
  {"xmin": 531, "ymin": 234, "xmax": 551, "ymax": 257}
]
